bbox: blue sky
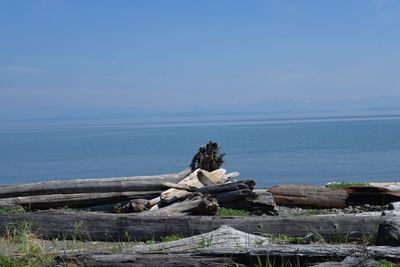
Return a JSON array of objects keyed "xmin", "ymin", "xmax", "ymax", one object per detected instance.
[{"xmin": 1, "ymin": 0, "xmax": 400, "ymax": 120}]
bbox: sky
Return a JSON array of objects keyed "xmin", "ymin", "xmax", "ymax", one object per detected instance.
[{"xmin": 1, "ymin": 0, "xmax": 400, "ymax": 120}]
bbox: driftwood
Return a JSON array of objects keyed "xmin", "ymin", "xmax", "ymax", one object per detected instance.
[
  {"xmin": 0, "ymin": 191, "xmax": 161, "ymax": 210},
  {"xmin": 0, "ymin": 210, "xmax": 381, "ymax": 241},
  {"xmin": 190, "ymin": 141, "xmax": 225, "ymax": 172},
  {"xmin": 221, "ymin": 189, "xmax": 277, "ymax": 215},
  {"xmin": 312, "ymin": 256, "xmax": 378, "ymax": 267},
  {"xmin": 131, "ymin": 225, "xmax": 269, "ymax": 252},
  {"xmin": 268, "ymin": 185, "xmax": 349, "ymax": 208},
  {"xmin": 157, "ymin": 169, "xmax": 225, "ymax": 206},
  {"xmin": 377, "ymin": 210, "xmax": 400, "ymax": 246},
  {"xmin": 344, "ymin": 186, "xmax": 400, "ymax": 206},
  {"xmin": 59, "ymin": 253, "xmax": 241, "ymax": 267},
  {"xmin": 0, "ymin": 168, "xmax": 192, "ymax": 198},
  {"xmin": 197, "ymin": 244, "xmax": 400, "ymax": 264},
  {"xmin": 142, "ymin": 193, "xmax": 219, "ymax": 216},
  {"xmin": 269, "ymin": 184, "xmax": 400, "ymax": 208}
]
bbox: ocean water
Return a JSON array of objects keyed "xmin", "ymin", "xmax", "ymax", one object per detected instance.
[{"xmin": 1, "ymin": 115, "xmax": 400, "ymax": 187}]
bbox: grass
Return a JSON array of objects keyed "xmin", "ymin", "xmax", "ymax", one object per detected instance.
[
  {"xmin": 0, "ymin": 207, "xmax": 25, "ymax": 214},
  {"xmin": 160, "ymin": 233, "xmax": 183, "ymax": 242},
  {"xmin": 217, "ymin": 207, "xmax": 252, "ymax": 216},
  {"xmin": 378, "ymin": 259, "xmax": 397, "ymax": 267},
  {"xmin": 326, "ymin": 182, "xmax": 370, "ymax": 189},
  {"xmin": 270, "ymin": 234, "xmax": 304, "ymax": 244}
]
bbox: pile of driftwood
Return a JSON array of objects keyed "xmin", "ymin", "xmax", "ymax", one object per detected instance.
[{"xmin": 0, "ymin": 142, "xmax": 276, "ymax": 216}]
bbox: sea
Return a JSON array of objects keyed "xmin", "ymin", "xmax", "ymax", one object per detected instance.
[{"xmin": 1, "ymin": 112, "xmax": 400, "ymax": 187}]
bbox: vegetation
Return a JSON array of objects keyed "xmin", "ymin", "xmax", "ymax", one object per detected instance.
[
  {"xmin": 112, "ymin": 203, "xmax": 124, "ymax": 213},
  {"xmin": 160, "ymin": 233, "xmax": 183, "ymax": 242},
  {"xmin": 217, "ymin": 207, "xmax": 252, "ymax": 217},
  {"xmin": 270, "ymin": 234, "xmax": 304, "ymax": 244},
  {"xmin": 326, "ymin": 182, "xmax": 370, "ymax": 189},
  {"xmin": 378, "ymin": 259, "xmax": 397, "ymax": 267},
  {"xmin": 0, "ymin": 207, "xmax": 24, "ymax": 214}
]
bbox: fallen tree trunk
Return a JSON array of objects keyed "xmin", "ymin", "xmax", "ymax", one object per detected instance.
[
  {"xmin": 268, "ymin": 185, "xmax": 349, "ymax": 208},
  {"xmin": 197, "ymin": 244, "xmax": 400, "ymax": 263},
  {"xmin": 131, "ymin": 225, "xmax": 269, "ymax": 252},
  {"xmin": 0, "ymin": 168, "xmax": 192, "ymax": 198},
  {"xmin": 58, "ymin": 243, "xmax": 400, "ymax": 267},
  {"xmin": 59, "ymin": 252, "xmax": 241, "ymax": 267},
  {"xmin": 344, "ymin": 186, "xmax": 400, "ymax": 206},
  {"xmin": 269, "ymin": 184, "xmax": 400, "ymax": 208},
  {"xmin": 0, "ymin": 191, "xmax": 161, "ymax": 210},
  {"xmin": 0, "ymin": 210, "xmax": 381, "ymax": 242},
  {"xmin": 142, "ymin": 193, "xmax": 219, "ymax": 216}
]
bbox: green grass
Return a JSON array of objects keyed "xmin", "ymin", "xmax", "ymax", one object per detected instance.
[
  {"xmin": 270, "ymin": 234, "xmax": 304, "ymax": 244},
  {"xmin": 0, "ymin": 207, "xmax": 24, "ymax": 214},
  {"xmin": 378, "ymin": 259, "xmax": 397, "ymax": 267},
  {"xmin": 326, "ymin": 182, "xmax": 370, "ymax": 189},
  {"xmin": 160, "ymin": 233, "xmax": 183, "ymax": 242},
  {"xmin": 217, "ymin": 207, "xmax": 251, "ymax": 217}
]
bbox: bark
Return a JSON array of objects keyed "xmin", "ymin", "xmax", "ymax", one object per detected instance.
[
  {"xmin": 58, "ymin": 253, "xmax": 241, "ymax": 267},
  {"xmin": 197, "ymin": 244, "xmax": 400, "ymax": 265},
  {"xmin": 0, "ymin": 168, "xmax": 192, "ymax": 198},
  {"xmin": 344, "ymin": 186, "xmax": 400, "ymax": 206},
  {"xmin": 268, "ymin": 185, "xmax": 349, "ymax": 208},
  {"xmin": 376, "ymin": 210, "xmax": 400, "ymax": 246},
  {"xmin": 131, "ymin": 225, "xmax": 269, "ymax": 253},
  {"xmin": 0, "ymin": 191, "xmax": 161, "ymax": 210},
  {"xmin": 142, "ymin": 193, "xmax": 219, "ymax": 216},
  {"xmin": 0, "ymin": 210, "xmax": 381, "ymax": 242}
]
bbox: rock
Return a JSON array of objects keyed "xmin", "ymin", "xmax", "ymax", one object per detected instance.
[
  {"xmin": 377, "ymin": 211, "xmax": 400, "ymax": 246},
  {"xmin": 389, "ymin": 201, "xmax": 400, "ymax": 211}
]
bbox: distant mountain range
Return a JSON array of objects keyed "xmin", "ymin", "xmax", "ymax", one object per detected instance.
[{"xmin": 2, "ymin": 96, "xmax": 400, "ymax": 122}]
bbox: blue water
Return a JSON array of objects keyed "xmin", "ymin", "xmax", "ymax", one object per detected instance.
[{"xmin": 1, "ymin": 116, "xmax": 400, "ymax": 187}]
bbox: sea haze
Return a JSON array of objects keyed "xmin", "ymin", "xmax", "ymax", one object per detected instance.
[{"xmin": 1, "ymin": 114, "xmax": 400, "ymax": 187}]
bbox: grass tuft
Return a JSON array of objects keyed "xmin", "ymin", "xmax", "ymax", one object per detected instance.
[
  {"xmin": 217, "ymin": 207, "xmax": 251, "ymax": 217},
  {"xmin": 160, "ymin": 233, "xmax": 183, "ymax": 242},
  {"xmin": 378, "ymin": 259, "xmax": 397, "ymax": 267},
  {"xmin": 326, "ymin": 182, "xmax": 370, "ymax": 189}
]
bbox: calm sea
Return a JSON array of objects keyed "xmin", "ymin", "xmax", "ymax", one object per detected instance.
[{"xmin": 1, "ymin": 115, "xmax": 400, "ymax": 187}]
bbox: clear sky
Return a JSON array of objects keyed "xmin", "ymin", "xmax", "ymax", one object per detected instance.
[{"xmin": 1, "ymin": 0, "xmax": 400, "ymax": 120}]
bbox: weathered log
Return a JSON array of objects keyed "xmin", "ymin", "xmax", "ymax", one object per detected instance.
[
  {"xmin": 142, "ymin": 193, "xmax": 218, "ymax": 216},
  {"xmin": 123, "ymin": 199, "xmax": 150, "ymax": 213},
  {"xmin": 131, "ymin": 225, "xmax": 269, "ymax": 253},
  {"xmin": 159, "ymin": 169, "xmax": 225, "ymax": 205},
  {"xmin": 0, "ymin": 210, "xmax": 381, "ymax": 242},
  {"xmin": 59, "ymin": 253, "xmax": 241, "ymax": 267},
  {"xmin": 190, "ymin": 141, "xmax": 225, "ymax": 172},
  {"xmin": 344, "ymin": 186, "xmax": 400, "ymax": 206},
  {"xmin": 0, "ymin": 191, "xmax": 161, "ymax": 210},
  {"xmin": 58, "ymin": 244, "xmax": 400, "ymax": 267},
  {"xmin": 197, "ymin": 244, "xmax": 400, "ymax": 261},
  {"xmin": 268, "ymin": 185, "xmax": 349, "ymax": 208},
  {"xmin": 377, "ymin": 210, "xmax": 400, "ymax": 246},
  {"xmin": 197, "ymin": 180, "xmax": 255, "ymax": 195},
  {"xmin": 312, "ymin": 256, "xmax": 378, "ymax": 267},
  {"xmin": 0, "ymin": 168, "xmax": 192, "ymax": 198},
  {"xmin": 221, "ymin": 190, "xmax": 277, "ymax": 215}
]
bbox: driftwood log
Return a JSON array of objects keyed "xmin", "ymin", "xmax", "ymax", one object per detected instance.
[
  {"xmin": 0, "ymin": 168, "xmax": 192, "ymax": 198},
  {"xmin": 142, "ymin": 193, "xmax": 219, "ymax": 216},
  {"xmin": 131, "ymin": 225, "xmax": 269, "ymax": 252},
  {"xmin": 0, "ymin": 210, "xmax": 381, "ymax": 241},
  {"xmin": 268, "ymin": 185, "xmax": 349, "ymax": 208},
  {"xmin": 0, "ymin": 191, "xmax": 161, "ymax": 210},
  {"xmin": 269, "ymin": 184, "xmax": 400, "ymax": 208}
]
